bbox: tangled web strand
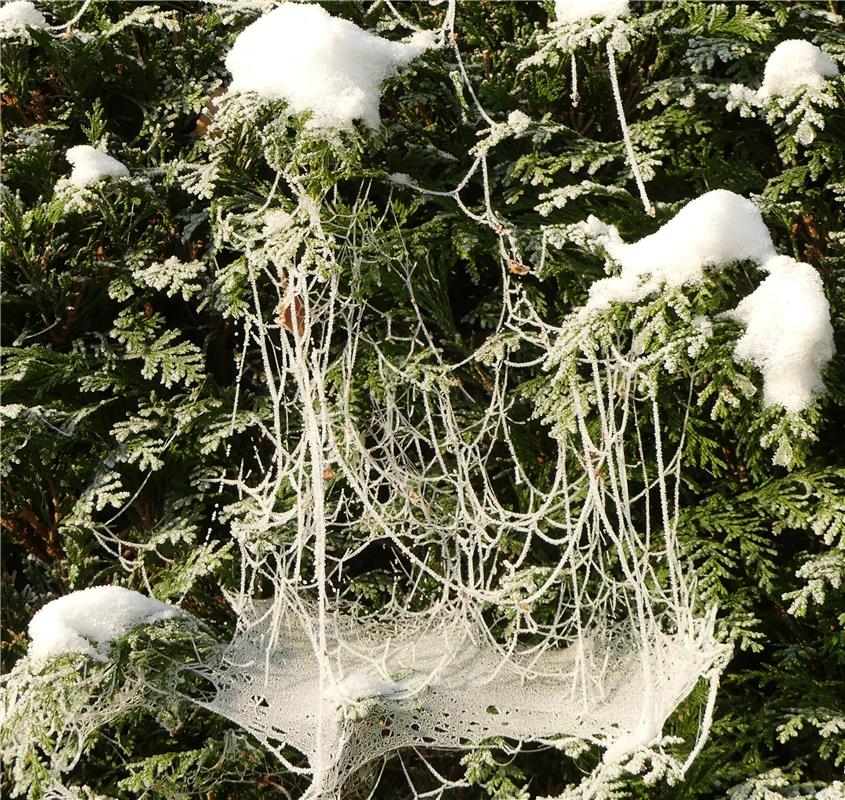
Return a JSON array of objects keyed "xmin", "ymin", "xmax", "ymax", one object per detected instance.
[{"xmin": 199, "ymin": 168, "xmax": 729, "ymax": 798}]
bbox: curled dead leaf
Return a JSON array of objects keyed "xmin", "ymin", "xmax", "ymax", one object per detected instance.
[
  {"xmin": 278, "ymin": 296, "xmax": 305, "ymax": 337},
  {"xmin": 193, "ymin": 87, "xmax": 226, "ymax": 138}
]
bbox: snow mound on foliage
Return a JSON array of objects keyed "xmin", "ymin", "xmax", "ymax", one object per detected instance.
[
  {"xmin": 758, "ymin": 40, "xmax": 839, "ymax": 99},
  {"xmin": 66, "ymin": 145, "xmax": 129, "ymax": 188},
  {"xmin": 28, "ymin": 586, "xmax": 180, "ymax": 662},
  {"xmin": 555, "ymin": 0, "xmax": 628, "ymax": 21},
  {"xmin": 225, "ymin": 2, "xmax": 437, "ymax": 129},
  {"xmin": 585, "ymin": 190, "xmax": 775, "ymax": 310},
  {"xmin": 0, "ymin": 1, "xmax": 47, "ymax": 35},
  {"xmin": 579, "ymin": 190, "xmax": 834, "ymax": 411},
  {"xmin": 731, "ymin": 256, "xmax": 835, "ymax": 411}
]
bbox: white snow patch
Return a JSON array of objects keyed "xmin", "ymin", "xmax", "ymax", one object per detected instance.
[
  {"xmin": 757, "ymin": 40, "xmax": 839, "ymax": 100},
  {"xmin": 263, "ymin": 208, "xmax": 293, "ymax": 237},
  {"xmin": 731, "ymin": 255, "xmax": 835, "ymax": 411},
  {"xmin": 388, "ymin": 172, "xmax": 413, "ymax": 186},
  {"xmin": 585, "ymin": 189, "xmax": 775, "ymax": 310},
  {"xmin": 225, "ymin": 2, "xmax": 437, "ymax": 129},
  {"xmin": 0, "ymin": 1, "xmax": 47, "ymax": 34},
  {"xmin": 555, "ymin": 0, "xmax": 628, "ymax": 22},
  {"xmin": 326, "ymin": 671, "xmax": 406, "ymax": 707},
  {"xmin": 28, "ymin": 586, "xmax": 180, "ymax": 663},
  {"xmin": 576, "ymin": 190, "xmax": 834, "ymax": 411},
  {"xmin": 65, "ymin": 145, "xmax": 129, "ymax": 188}
]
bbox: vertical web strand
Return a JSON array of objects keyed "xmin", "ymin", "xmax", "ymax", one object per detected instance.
[{"xmin": 607, "ymin": 43, "xmax": 654, "ymax": 216}]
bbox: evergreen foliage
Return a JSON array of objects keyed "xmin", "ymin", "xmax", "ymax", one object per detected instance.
[{"xmin": 2, "ymin": 2, "xmax": 843, "ymax": 799}]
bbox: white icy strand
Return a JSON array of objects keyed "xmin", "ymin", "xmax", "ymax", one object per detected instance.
[
  {"xmin": 225, "ymin": 2, "xmax": 437, "ymax": 129},
  {"xmin": 555, "ymin": 0, "xmax": 628, "ymax": 22},
  {"xmin": 757, "ymin": 40, "xmax": 839, "ymax": 100},
  {"xmin": 525, "ymin": 0, "xmax": 651, "ymax": 212},
  {"xmin": 584, "ymin": 190, "xmax": 775, "ymax": 310},
  {"xmin": 65, "ymin": 145, "xmax": 129, "ymax": 188},
  {"xmin": 28, "ymin": 586, "xmax": 180, "ymax": 662},
  {"xmin": 0, "ymin": 0, "xmax": 47, "ymax": 35},
  {"xmin": 732, "ymin": 255, "xmax": 835, "ymax": 412},
  {"xmin": 607, "ymin": 43, "xmax": 653, "ymax": 215},
  {"xmin": 552, "ymin": 0, "xmax": 652, "ymax": 214}
]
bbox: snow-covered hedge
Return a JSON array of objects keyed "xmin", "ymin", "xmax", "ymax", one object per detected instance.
[{"xmin": 2, "ymin": 3, "xmax": 844, "ymax": 800}]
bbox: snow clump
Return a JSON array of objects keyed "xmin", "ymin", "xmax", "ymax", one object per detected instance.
[
  {"xmin": 584, "ymin": 189, "xmax": 776, "ymax": 310},
  {"xmin": 327, "ymin": 672, "xmax": 406, "ymax": 706},
  {"xmin": 225, "ymin": 2, "xmax": 438, "ymax": 129},
  {"xmin": 0, "ymin": 1, "xmax": 47, "ymax": 36},
  {"xmin": 28, "ymin": 586, "xmax": 180, "ymax": 663},
  {"xmin": 555, "ymin": 0, "xmax": 629, "ymax": 22},
  {"xmin": 757, "ymin": 40, "xmax": 839, "ymax": 100},
  {"xmin": 66, "ymin": 145, "xmax": 129, "ymax": 188},
  {"xmin": 731, "ymin": 256, "xmax": 835, "ymax": 412}
]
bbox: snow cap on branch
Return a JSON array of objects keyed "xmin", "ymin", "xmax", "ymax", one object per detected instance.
[
  {"xmin": 0, "ymin": 0, "xmax": 47, "ymax": 36},
  {"xmin": 65, "ymin": 145, "xmax": 129, "ymax": 188},
  {"xmin": 580, "ymin": 190, "xmax": 834, "ymax": 411},
  {"xmin": 758, "ymin": 40, "xmax": 839, "ymax": 100},
  {"xmin": 555, "ymin": 0, "xmax": 628, "ymax": 22},
  {"xmin": 732, "ymin": 255, "xmax": 835, "ymax": 412},
  {"xmin": 225, "ymin": 2, "xmax": 437, "ymax": 129},
  {"xmin": 28, "ymin": 586, "xmax": 180, "ymax": 662},
  {"xmin": 585, "ymin": 189, "xmax": 775, "ymax": 310}
]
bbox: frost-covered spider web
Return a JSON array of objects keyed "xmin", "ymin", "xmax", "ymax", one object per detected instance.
[
  {"xmin": 178, "ymin": 4, "xmax": 735, "ymax": 798},
  {"xmin": 193, "ymin": 161, "xmax": 729, "ymax": 797}
]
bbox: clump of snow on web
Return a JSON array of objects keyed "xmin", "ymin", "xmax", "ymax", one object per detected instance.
[
  {"xmin": 0, "ymin": 0, "xmax": 47, "ymax": 36},
  {"xmin": 323, "ymin": 670, "xmax": 408, "ymax": 720},
  {"xmin": 262, "ymin": 208, "xmax": 293, "ymax": 238},
  {"xmin": 225, "ymin": 2, "xmax": 438, "ymax": 129},
  {"xmin": 731, "ymin": 255, "xmax": 835, "ymax": 412},
  {"xmin": 65, "ymin": 145, "xmax": 129, "ymax": 188},
  {"xmin": 757, "ymin": 39, "xmax": 839, "ymax": 100},
  {"xmin": 583, "ymin": 190, "xmax": 775, "ymax": 310},
  {"xmin": 555, "ymin": 0, "xmax": 628, "ymax": 22},
  {"xmin": 28, "ymin": 586, "xmax": 180, "ymax": 663}
]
